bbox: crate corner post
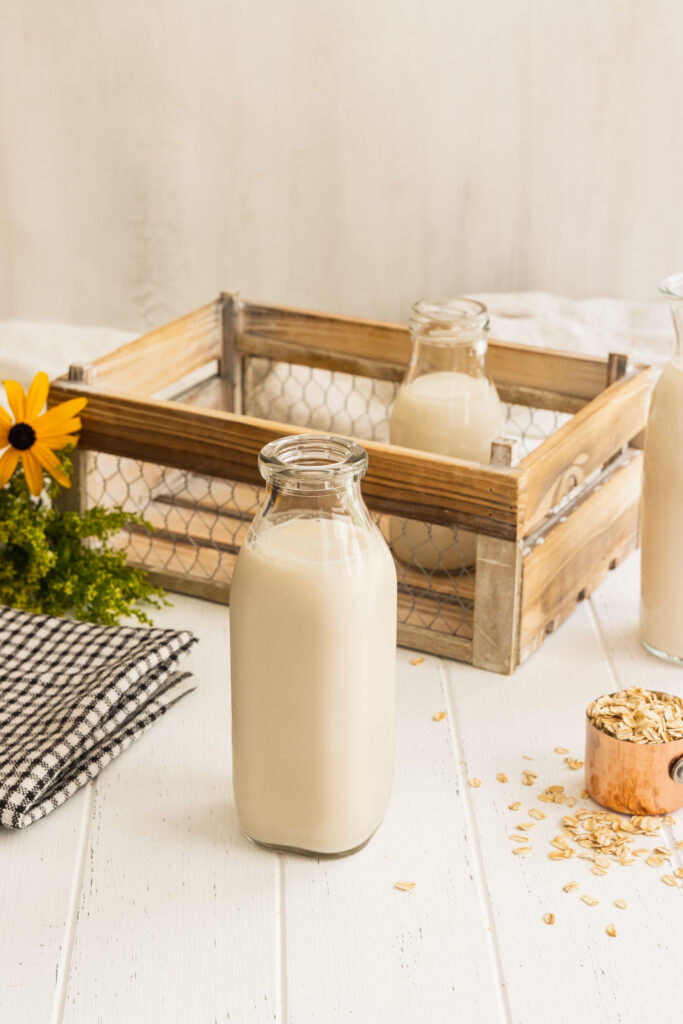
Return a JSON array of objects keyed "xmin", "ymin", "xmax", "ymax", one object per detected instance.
[
  {"xmin": 472, "ymin": 438, "xmax": 522, "ymax": 675},
  {"xmin": 220, "ymin": 291, "xmax": 244, "ymax": 414}
]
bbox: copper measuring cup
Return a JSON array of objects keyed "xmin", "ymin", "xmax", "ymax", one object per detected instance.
[{"xmin": 585, "ymin": 693, "xmax": 683, "ymax": 815}]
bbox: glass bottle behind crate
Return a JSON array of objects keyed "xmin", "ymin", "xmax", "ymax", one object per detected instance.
[
  {"xmin": 388, "ymin": 298, "xmax": 503, "ymax": 570},
  {"xmin": 640, "ymin": 273, "xmax": 683, "ymax": 663},
  {"xmin": 230, "ymin": 434, "xmax": 397, "ymax": 857}
]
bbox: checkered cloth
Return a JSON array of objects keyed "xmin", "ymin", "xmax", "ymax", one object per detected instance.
[{"xmin": 0, "ymin": 605, "xmax": 198, "ymax": 828}]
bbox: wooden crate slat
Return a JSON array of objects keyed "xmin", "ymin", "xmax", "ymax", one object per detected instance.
[
  {"xmin": 85, "ymin": 299, "xmax": 224, "ymax": 398},
  {"xmin": 48, "ymin": 381, "xmax": 523, "ymax": 539},
  {"xmin": 240, "ymin": 300, "xmax": 613, "ymax": 401},
  {"xmin": 518, "ymin": 369, "xmax": 651, "ymax": 536},
  {"xmin": 518, "ymin": 449, "xmax": 642, "ymax": 664}
]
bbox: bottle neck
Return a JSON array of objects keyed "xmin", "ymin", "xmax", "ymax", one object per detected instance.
[
  {"xmin": 256, "ymin": 434, "xmax": 372, "ymax": 528},
  {"xmin": 406, "ymin": 297, "xmax": 489, "ymax": 382},
  {"xmin": 407, "ymin": 334, "xmax": 487, "ymax": 380}
]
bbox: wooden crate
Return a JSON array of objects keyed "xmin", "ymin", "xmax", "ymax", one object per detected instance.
[{"xmin": 49, "ymin": 294, "xmax": 651, "ymax": 673}]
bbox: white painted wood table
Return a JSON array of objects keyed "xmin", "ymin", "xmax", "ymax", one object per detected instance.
[{"xmin": 3, "ymin": 552, "xmax": 683, "ymax": 1024}]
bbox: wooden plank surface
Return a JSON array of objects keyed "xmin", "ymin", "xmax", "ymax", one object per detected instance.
[
  {"xmin": 446, "ymin": 594, "xmax": 683, "ymax": 1024},
  {"xmin": 0, "ymin": 789, "xmax": 93, "ymax": 1024},
  {"xmin": 5, "ymin": 555, "xmax": 683, "ymax": 1023},
  {"xmin": 48, "ymin": 380, "xmax": 523, "ymax": 538},
  {"xmin": 282, "ymin": 648, "xmax": 506, "ymax": 1023},
  {"xmin": 60, "ymin": 598, "xmax": 280, "ymax": 1024}
]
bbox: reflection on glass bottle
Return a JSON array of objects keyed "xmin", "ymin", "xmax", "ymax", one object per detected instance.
[
  {"xmin": 640, "ymin": 273, "xmax": 683, "ymax": 664},
  {"xmin": 230, "ymin": 434, "xmax": 397, "ymax": 856},
  {"xmin": 388, "ymin": 298, "xmax": 503, "ymax": 571}
]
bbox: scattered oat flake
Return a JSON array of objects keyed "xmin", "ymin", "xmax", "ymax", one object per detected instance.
[
  {"xmin": 432, "ymin": 711, "xmax": 447, "ymax": 722},
  {"xmin": 394, "ymin": 880, "xmax": 416, "ymax": 892},
  {"xmin": 508, "ymin": 801, "xmax": 522, "ymax": 811},
  {"xmin": 592, "ymin": 864, "xmax": 608, "ymax": 876},
  {"xmin": 581, "ymin": 895, "xmax": 599, "ymax": 906},
  {"xmin": 581, "ymin": 789, "xmax": 590, "ymax": 799},
  {"xmin": 565, "ymin": 797, "xmax": 577, "ymax": 808},
  {"xmin": 496, "ymin": 773, "xmax": 509, "ymax": 783},
  {"xmin": 469, "ymin": 778, "xmax": 482, "ymax": 788},
  {"xmin": 517, "ymin": 822, "xmax": 535, "ymax": 831},
  {"xmin": 646, "ymin": 855, "xmax": 664, "ymax": 867},
  {"xmin": 543, "ymin": 912, "xmax": 556, "ymax": 925},
  {"xmin": 606, "ymin": 924, "xmax": 617, "ymax": 938},
  {"xmin": 522, "ymin": 755, "xmax": 534, "ymax": 761},
  {"xmin": 554, "ymin": 747, "xmax": 570, "ymax": 754},
  {"xmin": 513, "ymin": 846, "xmax": 532, "ymax": 855},
  {"xmin": 528, "ymin": 808, "xmax": 545, "ymax": 820},
  {"xmin": 674, "ymin": 868, "xmax": 683, "ymax": 879},
  {"xmin": 614, "ymin": 899, "xmax": 627, "ymax": 909},
  {"xmin": 410, "ymin": 657, "xmax": 424, "ymax": 666},
  {"xmin": 562, "ymin": 882, "xmax": 579, "ymax": 893},
  {"xmin": 565, "ymin": 758, "xmax": 584, "ymax": 770},
  {"xmin": 662, "ymin": 874, "xmax": 677, "ymax": 887},
  {"xmin": 632, "ymin": 848, "xmax": 649, "ymax": 857},
  {"xmin": 677, "ymin": 840, "xmax": 683, "ymax": 850}
]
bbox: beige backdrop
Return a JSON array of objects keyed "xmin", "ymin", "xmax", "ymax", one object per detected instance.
[{"xmin": 1, "ymin": 0, "xmax": 681, "ymax": 332}]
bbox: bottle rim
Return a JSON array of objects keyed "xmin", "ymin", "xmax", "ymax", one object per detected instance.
[
  {"xmin": 410, "ymin": 297, "xmax": 489, "ymax": 346},
  {"xmin": 258, "ymin": 433, "xmax": 368, "ymax": 484}
]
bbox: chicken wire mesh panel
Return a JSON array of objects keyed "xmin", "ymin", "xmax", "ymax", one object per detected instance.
[
  {"xmin": 85, "ymin": 452, "xmax": 262, "ymax": 589},
  {"xmin": 242, "ymin": 357, "xmax": 571, "ymax": 457}
]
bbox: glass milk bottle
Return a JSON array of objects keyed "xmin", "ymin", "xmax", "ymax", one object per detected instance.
[
  {"xmin": 640, "ymin": 273, "xmax": 683, "ymax": 663},
  {"xmin": 388, "ymin": 298, "xmax": 503, "ymax": 570},
  {"xmin": 230, "ymin": 434, "xmax": 397, "ymax": 856}
]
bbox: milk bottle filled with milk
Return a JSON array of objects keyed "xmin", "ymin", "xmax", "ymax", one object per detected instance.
[
  {"xmin": 388, "ymin": 298, "xmax": 503, "ymax": 570},
  {"xmin": 230, "ymin": 434, "xmax": 397, "ymax": 856},
  {"xmin": 641, "ymin": 273, "xmax": 683, "ymax": 663}
]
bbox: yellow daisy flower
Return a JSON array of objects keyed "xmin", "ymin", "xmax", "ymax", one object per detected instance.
[{"xmin": 0, "ymin": 371, "xmax": 88, "ymax": 495}]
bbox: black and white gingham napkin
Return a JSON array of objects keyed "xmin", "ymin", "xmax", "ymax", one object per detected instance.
[{"xmin": 0, "ymin": 605, "xmax": 198, "ymax": 829}]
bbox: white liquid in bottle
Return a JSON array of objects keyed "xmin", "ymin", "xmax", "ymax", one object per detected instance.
[
  {"xmin": 230, "ymin": 517, "xmax": 397, "ymax": 855},
  {"xmin": 640, "ymin": 359, "xmax": 683, "ymax": 660},
  {"xmin": 389, "ymin": 370, "xmax": 503, "ymax": 569}
]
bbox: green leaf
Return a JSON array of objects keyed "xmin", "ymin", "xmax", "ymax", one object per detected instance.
[{"xmin": 0, "ymin": 451, "xmax": 169, "ymax": 625}]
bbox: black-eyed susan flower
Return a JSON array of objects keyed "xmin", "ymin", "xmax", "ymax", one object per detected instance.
[{"xmin": 0, "ymin": 372, "xmax": 87, "ymax": 495}]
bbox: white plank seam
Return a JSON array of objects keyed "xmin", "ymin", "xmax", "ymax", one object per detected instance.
[
  {"xmin": 277, "ymin": 853, "xmax": 288, "ymax": 1024},
  {"xmin": 48, "ymin": 782, "xmax": 95, "ymax": 1024},
  {"xmin": 438, "ymin": 659, "xmax": 513, "ymax": 1024}
]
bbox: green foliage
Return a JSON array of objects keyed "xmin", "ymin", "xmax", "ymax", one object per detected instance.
[{"xmin": 0, "ymin": 451, "xmax": 167, "ymax": 625}]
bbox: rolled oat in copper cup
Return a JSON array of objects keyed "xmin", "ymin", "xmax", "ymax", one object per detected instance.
[{"xmin": 585, "ymin": 690, "xmax": 683, "ymax": 815}]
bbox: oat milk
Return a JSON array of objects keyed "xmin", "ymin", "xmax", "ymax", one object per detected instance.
[
  {"xmin": 389, "ymin": 370, "xmax": 503, "ymax": 569},
  {"xmin": 640, "ymin": 358, "xmax": 683, "ymax": 660},
  {"xmin": 230, "ymin": 516, "xmax": 397, "ymax": 855}
]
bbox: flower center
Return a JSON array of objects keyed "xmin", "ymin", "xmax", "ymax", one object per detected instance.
[{"xmin": 8, "ymin": 422, "xmax": 36, "ymax": 451}]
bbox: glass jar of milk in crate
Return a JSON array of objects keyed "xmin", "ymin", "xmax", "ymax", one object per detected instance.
[
  {"xmin": 388, "ymin": 298, "xmax": 503, "ymax": 570},
  {"xmin": 230, "ymin": 435, "xmax": 397, "ymax": 857}
]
